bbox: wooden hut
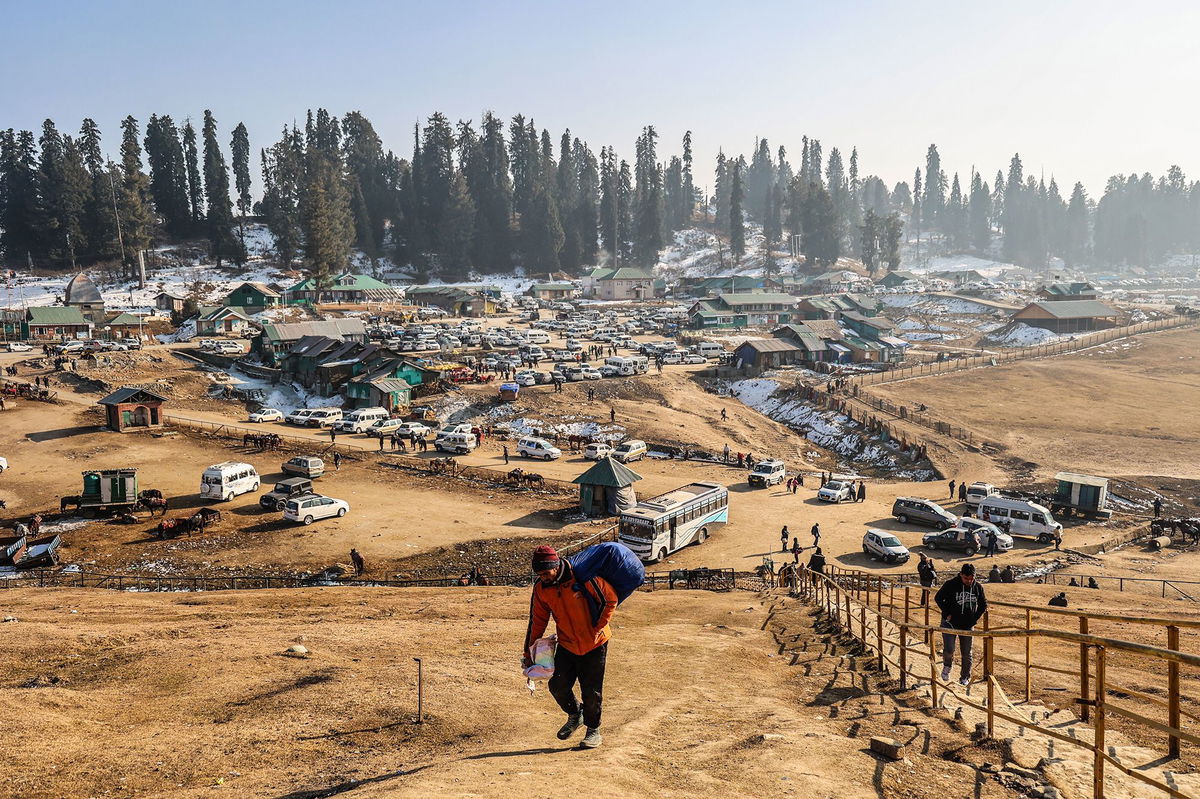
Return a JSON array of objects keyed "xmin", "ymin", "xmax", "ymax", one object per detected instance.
[
  {"xmin": 96, "ymin": 386, "xmax": 168, "ymax": 432},
  {"xmin": 573, "ymin": 457, "xmax": 643, "ymax": 515}
]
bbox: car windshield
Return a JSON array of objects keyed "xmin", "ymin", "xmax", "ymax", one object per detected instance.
[
  {"xmin": 826, "ymin": 481, "xmax": 846, "ymax": 490},
  {"xmin": 880, "ymin": 536, "xmax": 903, "ymax": 548},
  {"xmin": 752, "ymin": 464, "xmax": 774, "ymax": 473}
]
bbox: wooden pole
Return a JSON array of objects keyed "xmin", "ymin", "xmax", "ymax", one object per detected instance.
[
  {"xmin": 1168, "ymin": 625, "xmax": 1181, "ymax": 759},
  {"xmin": 1080, "ymin": 616, "xmax": 1091, "ymax": 722},
  {"xmin": 877, "ymin": 613, "xmax": 885, "ymax": 672},
  {"xmin": 1093, "ymin": 647, "xmax": 1106, "ymax": 799},
  {"xmin": 985, "ymin": 634, "xmax": 995, "ymax": 738},
  {"xmin": 899, "ymin": 624, "xmax": 908, "ymax": 689},
  {"xmin": 1025, "ymin": 608, "xmax": 1032, "ymax": 703},
  {"xmin": 904, "ymin": 585, "xmax": 911, "ymax": 627}
]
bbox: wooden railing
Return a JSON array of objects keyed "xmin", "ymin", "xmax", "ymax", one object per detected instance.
[{"xmin": 788, "ymin": 565, "xmax": 1199, "ymax": 798}]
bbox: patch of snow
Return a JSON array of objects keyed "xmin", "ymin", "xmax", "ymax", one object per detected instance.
[{"xmin": 984, "ymin": 323, "xmax": 1065, "ymax": 348}]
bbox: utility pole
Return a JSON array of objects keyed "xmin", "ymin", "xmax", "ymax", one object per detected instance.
[{"xmin": 108, "ymin": 166, "xmax": 127, "ymax": 267}]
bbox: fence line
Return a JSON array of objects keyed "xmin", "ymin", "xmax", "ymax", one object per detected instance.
[
  {"xmin": 788, "ymin": 564, "xmax": 1199, "ymax": 797},
  {"xmin": 853, "ymin": 314, "xmax": 1193, "ymax": 388}
]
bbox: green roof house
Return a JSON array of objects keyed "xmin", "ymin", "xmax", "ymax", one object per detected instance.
[
  {"xmin": 285, "ymin": 273, "xmax": 401, "ymax": 304},
  {"xmin": 26, "ymin": 306, "xmax": 92, "ymax": 341}
]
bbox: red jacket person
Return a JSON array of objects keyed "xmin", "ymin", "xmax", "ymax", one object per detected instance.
[{"xmin": 523, "ymin": 545, "xmax": 617, "ymax": 749}]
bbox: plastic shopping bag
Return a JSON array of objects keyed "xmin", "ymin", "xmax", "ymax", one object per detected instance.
[{"xmin": 523, "ymin": 634, "xmax": 556, "ymax": 693}]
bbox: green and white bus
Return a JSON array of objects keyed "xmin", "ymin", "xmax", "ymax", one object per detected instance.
[{"xmin": 618, "ymin": 481, "xmax": 729, "ymax": 562}]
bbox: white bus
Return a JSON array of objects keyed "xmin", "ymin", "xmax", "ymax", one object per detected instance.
[{"xmin": 618, "ymin": 481, "xmax": 729, "ymax": 562}]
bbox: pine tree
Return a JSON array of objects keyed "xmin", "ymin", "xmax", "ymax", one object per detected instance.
[
  {"xmin": 555, "ymin": 130, "xmax": 582, "ymax": 272},
  {"xmin": 1064, "ymin": 182, "xmax": 1089, "ymax": 266},
  {"xmin": 598, "ymin": 146, "xmax": 618, "ymax": 262},
  {"xmin": 968, "ymin": 171, "xmax": 992, "ymax": 252},
  {"xmin": 763, "ymin": 182, "xmax": 782, "ymax": 245},
  {"xmin": 859, "ymin": 208, "xmax": 880, "ymax": 273},
  {"xmin": 341, "ymin": 112, "xmax": 392, "ymax": 258},
  {"xmin": 470, "ymin": 111, "xmax": 514, "ymax": 271},
  {"xmin": 573, "ymin": 138, "xmax": 600, "ymax": 268},
  {"xmin": 231, "ymin": 122, "xmax": 252, "ymax": 250},
  {"xmin": 182, "ymin": 121, "xmax": 204, "ymax": 234},
  {"xmin": 632, "ymin": 126, "xmax": 664, "ymax": 267},
  {"xmin": 681, "ymin": 131, "xmax": 695, "ymax": 224},
  {"xmin": 882, "ymin": 212, "xmax": 904, "ymax": 271},
  {"xmin": 1, "ymin": 129, "xmax": 43, "ymax": 265},
  {"xmin": 78, "ymin": 119, "xmax": 121, "ymax": 262},
  {"xmin": 37, "ymin": 120, "xmax": 89, "ymax": 266},
  {"xmin": 524, "ymin": 183, "xmax": 564, "ymax": 272},
  {"xmin": 301, "ymin": 124, "xmax": 354, "ymax": 288},
  {"xmin": 118, "ymin": 116, "xmax": 154, "ymax": 265},
  {"xmin": 261, "ymin": 126, "xmax": 304, "ymax": 267},
  {"xmin": 201, "ymin": 111, "xmax": 240, "ymax": 265},
  {"xmin": 617, "ymin": 159, "xmax": 633, "ymax": 264},
  {"xmin": 946, "ymin": 172, "xmax": 966, "ymax": 249},
  {"xmin": 911, "ymin": 168, "xmax": 923, "ymax": 241},
  {"xmin": 923, "ymin": 144, "xmax": 945, "ymax": 230},
  {"xmin": 729, "ymin": 159, "xmax": 745, "ymax": 263},
  {"xmin": 801, "ymin": 182, "xmax": 839, "ymax": 267},
  {"xmin": 439, "ymin": 171, "xmax": 475, "ymax": 277},
  {"xmin": 144, "ymin": 116, "xmax": 192, "ymax": 238},
  {"xmin": 713, "ymin": 151, "xmax": 729, "ymax": 233}
]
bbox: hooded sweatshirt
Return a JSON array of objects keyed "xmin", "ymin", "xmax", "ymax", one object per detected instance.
[
  {"xmin": 525, "ymin": 560, "xmax": 617, "ymax": 657},
  {"xmin": 934, "ymin": 574, "xmax": 987, "ymax": 630}
]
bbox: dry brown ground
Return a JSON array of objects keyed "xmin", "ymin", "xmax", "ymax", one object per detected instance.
[
  {"xmin": 0, "ymin": 587, "xmax": 1020, "ymax": 799},
  {"xmin": 867, "ymin": 326, "xmax": 1200, "ymax": 481}
]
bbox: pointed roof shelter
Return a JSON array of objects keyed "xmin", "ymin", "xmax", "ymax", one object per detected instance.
[
  {"xmin": 573, "ymin": 456, "xmax": 643, "ymax": 516},
  {"xmin": 64, "ymin": 273, "xmax": 103, "ymax": 305}
]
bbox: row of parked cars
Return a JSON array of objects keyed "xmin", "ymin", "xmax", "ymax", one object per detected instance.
[{"xmin": 199, "ymin": 460, "xmax": 349, "ymax": 524}]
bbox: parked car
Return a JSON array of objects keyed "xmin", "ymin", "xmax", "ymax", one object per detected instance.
[
  {"xmin": 943, "ymin": 519, "xmax": 1015, "ymax": 552},
  {"xmin": 514, "ymin": 371, "xmax": 540, "ymax": 387},
  {"xmin": 248, "ymin": 408, "xmax": 283, "ymax": 423},
  {"xmin": 748, "ymin": 459, "xmax": 786, "ymax": 487},
  {"xmin": 282, "ymin": 456, "xmax": 325, "ymax": 479},
  {"xmin": 583, "ymin": 442, "xmax": 613, "ymax": 460},
  {"xmin": 965, "ymin": 482, "xmax": 999, "ymax": 507},
  {"xmin": 199, "ymin": 462, "xmax": 260, "ymax": 502},
  {"xmin": 817, "ymin": 479, "xmax": 856, "ymax": 503},
  {"xmin": 366, "ymin": 418, "xmax": 408, "ymax": 437},
  {"xmin": 304, "ymin": 408, "xmax": 343, "ymax": 428},
  {"xmin": 681, "ymin": 354, "xmax": 707, "ymax": 364},
  {"xmin": 285, "ymin": 408, "xmax": 317, "ymax": 426},
  {"xmin": 518, "ymin": 436, "xmax": 562, "ymax": 460},
  {"xmin": 260, "ymin": 477, "xmax": 315, "ymax": 511},
  {"xmin": 3, "ymin": 342, "xmax": 32, "ymax": 352},
  {"xmin": 284, "ymin": 494, "xmax": 349, "ymax": 525},
  {"xmin": 0, "ymin": 456, "xmax": 7, "ymax": 473},
  {"xmin": 435, "ymin": 423, "xmax": 475, "ymax": 442},
  {"xmin": 923, "ymin": 526, "xmax": 1012, "ymax": 555},
  {"xmin": 120, "ymin": 338, "xmax": 142, "ymax": 350},
  {"xmin": 977, "ymin": 496, "xmax": 1062, "ymax": 542},
  {"xmin": 435, "ymin": 432, "xmax": 477, "ymax": 454},
  {"xmin": 216, "ymin": 341, "xmax": 245, "ymax": 354},
  {"xmin": 892, "ymin": 497, "xmax": 957, "ymax": 529},
  {"xmin": 862, "ymin": 530, "xmax": 911, "ymax": 564},
  {"xmin": 58, "ymin": 340, "xmax": 85, "ymax": 352},
  {"xmin": 612, "ymin": 439, "xmax": 648, "ymax": 463},
  {"xmin": 579, "ymin": 367, "xmax": 602, "ymax": 380},
  {"xmin": 394, "ymin": 421, "xmax": 430, "ymax": 438}
]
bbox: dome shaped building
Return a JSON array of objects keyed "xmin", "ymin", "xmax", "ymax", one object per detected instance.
[{"xmin": 64, "ymin": 273, "xmax": 105, "ymax": 323}]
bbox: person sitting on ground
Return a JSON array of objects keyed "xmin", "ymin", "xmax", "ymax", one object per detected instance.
[
  {"xmin": 1087, "ymin": 577, "xmax": 1100, "ymax": 589},
  {"xmin": 1048, "ymin": 592, "xmax": 1069, "ymax": 607},
  {"xmin": 987, "ymin": 564, "xmax": 1002, "ymax": 583},
  {"xmin": 1000, "ymin": 564, "xmax": 1016, "ymax": 583},
  {"xmin": 1068, "ymin": 577, "xmax": 1079, "ymax": 587}
]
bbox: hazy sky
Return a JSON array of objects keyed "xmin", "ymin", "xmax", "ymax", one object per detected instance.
[{"xmin": 3, "ymin": 0, "xmax": 1197, "ymax": 199}]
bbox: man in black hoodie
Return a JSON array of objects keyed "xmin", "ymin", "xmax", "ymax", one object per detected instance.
[{"xmin": 934, "ymin": 563, "xmax": 987, "ymax": 686}]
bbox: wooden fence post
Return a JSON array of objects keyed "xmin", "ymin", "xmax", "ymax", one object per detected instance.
[
  {"xmin": 1025, "ymin": 608, "xmax": 1032, "ymax": 703},
  {"xmin": 899, "ymin": 625, "xmax": 908, "ymax": 689},
  {"xmin": 1168, "ymin": 625, "xmax": 1181, "ymax": 759},
  {"xmin": 877, "ymin": 613, "xmax": 885, "ymax": 672},
  {"xmin": 1093, "ymin": 646, "xmax": 1107, "ymax": 799},
  {"xmin": 1080, "ymin": 616, "xmax": 1091, "ymax": 722},
  {"xmin": 985, "ymin": 633, "xmax": 995, "ymax": 738}
]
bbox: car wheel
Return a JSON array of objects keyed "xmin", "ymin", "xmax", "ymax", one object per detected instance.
[
  {"xmin": 224, "ymin": 494, "xmax": 233, "ymax": 502},
  {"xmin": 862, "ymin": 545, "xmax": 870, "ymax": 555},
  {"xmin": 337, "ymin": 508, "xmax": 346, "ymax": 517},
  {"xmin": 252, "ymin": 483, "xmax": 259, "ymax": 492},
  {"xmin": 965, "ymin": 547, "xmax": 977, "ymax": 556},
  {"xmin": 1038, "ymin": 533, "xmax": 1052, "ymax": 544},
  {"xmin": 276, "ymin": 501, "xmax": 286, "ymax": 511},
  {"xmin": 435, "ymin": 444, "xmax": 444, "ymax": 452},
  {"xmin": 544, "ymin": 454, "xmax": 552, "ymax": 460},
  {"xmin": 696, "ymin": 527, "xmax": 708, "ymax": 543},
  {"xmin": 658, "ymin": 548, "xmax": 668, "ymax": 563},
  {"xmin": 898, "ymin": 514, "xmax": 908, "ymax": 524},
  {"xmin": 927, "ymin": 540, "xmax": 937, "ymax": 549},
  {"xmin": 303, "ymin": 515, "xmax": 314, "ymax": 525}
]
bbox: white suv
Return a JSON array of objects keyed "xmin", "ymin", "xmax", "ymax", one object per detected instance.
[
  {"xmin": 518, "ymin": 437, "xmax": 562, "ymax": 460},
  {"xmin": 284, "ymin": 495, "xmax": 349, "ymax": 525},
  {"xmin": 862, "ymin": 530, "xmax": 911, "ymax": 564}
]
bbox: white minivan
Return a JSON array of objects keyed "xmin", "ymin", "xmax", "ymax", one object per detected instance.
[
  {"xmin": 285, "ymin": 408, "xmax": 316, "ymax": 426},
  {"xmin": 305, "ymin": 408, "xmax": 343, "ymax": 428},
  {"xmin": 335, "ymin": 407, "xmax": 389, "ymax": 433},
  {"xmin": 978, "ymin": 496, "xmax": 1063, "ymax": 543},
  {"xmin": 436, "ymin": 432, "xmax": 477, "ymax": 454},
  {"xmin": 604, "ymin": 356, "xmax": 637, "ymax": 376},
  {"xmin": 694, "ymin": 342, "xmax": 725, "ymax": 359},
  {"xmin": 200, "ymin": 462, "xmax": 260, "ymax": 502},
  {"xmin": 518, "ymin": 437, "xmax": 562, "ymax": 460},
  {"xmin": 284, "ymin": 494, "xmax": 349, "ymax": 525},
  {"xmin": 524, "ymin": 330, "xmax": 551, "ymax": 344}
]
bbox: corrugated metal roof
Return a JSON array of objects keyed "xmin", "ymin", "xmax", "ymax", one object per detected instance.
[
  {"xmin": 97, "ymin": 386, "xmax": 169, "ymax": 405},
  {"xmin": 27, "ymin": 306, "xmax": 89, "ymax": 325},
  {"xmin": 735, "ymin": 338, "xmax": 802, "ymax": 354},
  {"xmin": 717, "ymin": 292, "xmax": 796, "ymax": 306},
  {"xmin": 1017, "ymin": 300, "xmax": 1118, "ymax": 319},
  {"xmin": 262, "ymin": 319, "xmax": 367, "ymax": 342},
  {"xmin": 368, "ymin": 378, "xmax": 413, "ymax": 394},
  {"xmin": 64, "ymin": 273, "xmax": 102, "ymax": 304}
]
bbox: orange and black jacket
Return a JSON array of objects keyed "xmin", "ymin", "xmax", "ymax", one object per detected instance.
[{"xmin": 524, "ymin": 560, "xmax": 618, "ymax": 657}]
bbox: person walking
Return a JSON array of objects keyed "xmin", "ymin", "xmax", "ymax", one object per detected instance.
[
  {"xmin": 807, "ymin": 547, "xmax": 826, "ymax": 587},
  {"xmin": 1053, "ymin": 530, "xmax": 1062, "ymax": 551},
  {"xmin": 856, "ymin": 481, "xmax": 867, "ymax": 503},
  {"xmin": 934, "ymin": 563, "xmax": 987, "ymax": 686},
  {"xmin": 350, "ymin": 548, "xmax": 365, "ymax": 577},
  {"xmin": 609, "ymin": 407, "xmax": 616, "ymax": 423},
  {"xmin": 736, "ymin": 452, "xmax": 744, "ymax": 468},
  {"xmin": 917, "ymin": 553, "xmax": 937, "ymax": 607},
  {"xmin": 378, "ymin": 435, "xmax": 385, "ymax": 452},
  {"xmin": 332, "ymin": 452, "xmax": 342, "ymax": 471},
  {"xmin": 780, "ymin": 525, "xmax": 789, "ymax": 553},
  {"xmin": 503, "ymin": 445, "xmax": 510, "ymax": 465},
  {"xmin": 791, "ymin": 537, "xmax": 801, "ymax": 563},
  {"xmin": 948, "ymin": 479, "xmax": 956, "ymax": 500},
  {"xmin": 523, "ymin": 545, "xmax": 617, "ymax": 750},
  {"xmin": 329, "ymin": 428, "xmax": 336, "ymax": 443},
  {"xmin": 810, "ymin": 522, "xmax": 820, "ymax": 547},
  {"xmin": 720, "ymin": 408, "xmax": 727, "ymax": 421}
]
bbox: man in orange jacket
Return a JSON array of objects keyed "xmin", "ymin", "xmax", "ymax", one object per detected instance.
[{"xmin": 523, "ymin": 544, "xmax": 617, "ymax": 749}]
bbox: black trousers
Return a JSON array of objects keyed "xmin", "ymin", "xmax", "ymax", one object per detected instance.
[{"xmin": 549, "ymin": 643, "xmax": 607, "ymax": 729}]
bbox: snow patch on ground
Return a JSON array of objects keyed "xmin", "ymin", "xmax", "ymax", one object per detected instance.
[{"xmin": 983, "ymin": 323, "xmax": 1065, "ymax": 348}]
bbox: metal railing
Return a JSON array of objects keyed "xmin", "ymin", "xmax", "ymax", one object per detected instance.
[{"xmin": 787, "ymin": 564, "xmax": 1199, "ymax": 797}]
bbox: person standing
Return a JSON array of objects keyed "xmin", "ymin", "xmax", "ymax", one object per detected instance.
[
  {"xmin": 948, "ymin": 479, "xmax": 957, "ymax": 500},
  {"xmin": 811, "ymin": 522, "xmax": 820, "ymax": 547},
  {"xmin": 807, "ymin": 547, "xmax": 826, "ymax": 587},
  {"xmin": 791, "ymin": 537, "xmax": 801, "ymax": 563},
  {"xmin": 985, "ymin": 529, "xmax": 998, "ymax": 558},
  {"xmin": 780, "ymin": 525, "xmax": 789, "ymax": 553},
  {"xmin": 720, "ymin": 408, "xmax": 727, "ymax": 421},
  {"xmin": 958, "ymin": 482, "xmax": 967, "ymax": 502},
  {"xmin": 917, "ymin": 553, "xmax": 937, "ymax": 607},
  {"xmin": 1154, "ymin": 497, "xmax": 1162, "ymax": 518},
  {"xmin": 350, "ymin": 548, "xmax": 365, "ymax": 576},
  {"xmin": 609, "ymin": 407, "xmax": 616, "ymax": 423},
  {"xmin": 934, "ymin": 563, "xmax": 987, "ymax": 686},
  {"xmin": 723, "ymin": 443, "xmax": 730, "ymax": 463},
  {"xmin": 378, "ymin": 435, "xmax": 385, "ymax": 452},
  {"xmin": 523, "ymin": 545, "xmax": 617, "ymax": 750},
  {"xmin": 856, "ymin": 481, "xmax": 867, "ymax": 503},
  {"xmin": 329, "ymin": 428, "xmax": 336, "ymax": 443},
  {"xmin": 503, "ymin": 445, "xmax": 510, "ymax": 465}
]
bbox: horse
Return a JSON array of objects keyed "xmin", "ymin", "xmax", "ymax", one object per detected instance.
[
  {"xmin": 522, "ymin": 472, "xmax": 545, "ymax": 487},
  {"xmin": 136, "ymin": 497, "xmax": 169, "ymax": 517},
  {"xmin": 139, "ymin": 489, "xmax": 163, "ymax": 501},
  {"xmin": 60, "ymin": 495, "xmax": 82, "ymax": 513},
  {"xmin": 506, "ymin": 468, "xmax": 525, "ymax": 484}
]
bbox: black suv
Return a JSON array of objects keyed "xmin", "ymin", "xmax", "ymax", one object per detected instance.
[{"xmin": 260, "ymin": 477, "xmax": 315, "ymax": 511}]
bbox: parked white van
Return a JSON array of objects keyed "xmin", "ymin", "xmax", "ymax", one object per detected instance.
[
  {"xmin": 612, "ymin": 440, "xmax": 648, "ymax": 463},
  {"xmin": 335, "ymin": 407, "xmax": 389, "ymax": 433},
  {"xmin": 304, "ymin": 408, "xmax": 343, "ymax": 428},
  {"xmin": 524, "ymin": 330, "xmax": 551, "ymax": 344},
  {"xmin": 965, "ymin": 482, "xmax": 999, "ymax": 507},
  {"xmin": 604, "ymin": 356, "xmax": 637, "ymax": 376},
  {"xmin": 694, "ymin": 342, "xmax": 725, "ymax": 359},
  {"xmin": 200, "ymin": 462, "xmax": 260, "ymax": 502},
  {"xmin": 978, "ymin": 496, "xmax": 1063, "ymax": 543},
  {"xmin": 518, "ymin": 436, "xmax": 562, "ymax": 460},
  {"xmin": 436, "ymin": 432, "xmax": 478, "ymax": 454}
]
